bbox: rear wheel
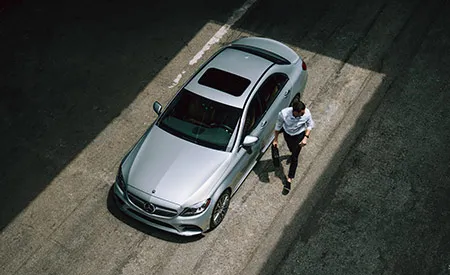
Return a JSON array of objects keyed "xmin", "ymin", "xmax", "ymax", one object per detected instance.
[
  {"xmin": 290, "ymin": 93, "xmax": 301, "ymax": 106},
  {"xmin": 209, "ymin": 190, "xmax": 231, "ymax": 230}
]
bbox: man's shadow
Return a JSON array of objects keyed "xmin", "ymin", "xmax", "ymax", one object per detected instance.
[{"xmin": 253, "ymin": 154, "xmax": 291, "ymax": 195}]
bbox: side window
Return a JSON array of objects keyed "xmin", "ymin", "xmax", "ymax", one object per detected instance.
[
  {"xmin": 243, "ymin": 95, "xmax": 264, "ymax": 137},
  {"xmin": 258, "ymin": 73, "xmax": 289, "ymax": 111}
]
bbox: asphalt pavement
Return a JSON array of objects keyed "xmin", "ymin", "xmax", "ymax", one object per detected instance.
[{"xmin": 1, "ymin": 0, "xmax": 449, "ymax": 274}]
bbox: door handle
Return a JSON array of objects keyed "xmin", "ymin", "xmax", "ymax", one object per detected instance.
[
  {"xmin": 261, "ymin": 120, "xmax": 268, "ymax": 127},
  {"xmin": 284, "ymin": 89, "xmax": 291, "ymax": 98}
]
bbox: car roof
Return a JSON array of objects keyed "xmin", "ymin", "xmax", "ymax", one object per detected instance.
[{"xmin": 185, "ymin": 47, "xmax": 274, "ymax": 108}]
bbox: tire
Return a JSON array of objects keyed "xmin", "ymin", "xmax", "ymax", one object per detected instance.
[
  {"xmin": 290, "ymin": 93, "xmax": 300, "ymax": 106},
  {"xmin": 209, "ymin": 190, "xmax": 231, "ymax": 230}
]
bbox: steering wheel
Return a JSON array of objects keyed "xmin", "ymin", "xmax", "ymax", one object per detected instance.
[{"xmin": 211, "ymin": 123, "xmax": 233, "ymax": 133}]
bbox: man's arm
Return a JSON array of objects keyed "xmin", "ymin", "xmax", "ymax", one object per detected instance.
[
  {"xmin": 300, "ymin": 112, "xmax": 314, "ymax": 146},
  {"xmin": 273, "ymin": 111, "xmax": 284, "ymax": 147},
  {"xmin": 300, "ymin": 129, "xmax": 311, "ymax": 147}
]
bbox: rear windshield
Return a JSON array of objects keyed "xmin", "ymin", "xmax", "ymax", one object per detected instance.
[{"xmin": 198, "ymin": 68, "xmax": 251, "ymax": 96}]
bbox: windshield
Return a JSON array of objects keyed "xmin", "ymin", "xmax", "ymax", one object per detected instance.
[{"xmin": 157, "ymin": 89, "xmax": 242, "ymax": 151}]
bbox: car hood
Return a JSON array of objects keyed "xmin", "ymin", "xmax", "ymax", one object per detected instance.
[{"xmin": 123, "ymin": 126, "xmax": 229, "ymax": 206}]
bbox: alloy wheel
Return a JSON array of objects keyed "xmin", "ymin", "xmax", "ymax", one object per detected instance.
[{"xmin": 210, "ymin": 191, "xmax": 230, "ymax": 229}]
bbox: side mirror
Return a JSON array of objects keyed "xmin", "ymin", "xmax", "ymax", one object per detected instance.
[
  {"xmin": 243, "ymin": 135, "xmax": 258, "ymax": 147},
  {"xmin": 153, "ymin": 101, "xmax": 162, "ymax": 115}
]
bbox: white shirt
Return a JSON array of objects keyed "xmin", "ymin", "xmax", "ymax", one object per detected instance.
[{"xmin": 275, "ymin": 107, "xmax": 315, "ymax": 136}]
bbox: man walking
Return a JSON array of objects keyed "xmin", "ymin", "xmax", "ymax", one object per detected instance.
[{"xmin": 272, "ymin": 100, "xmax": 315, "ymax": 189}]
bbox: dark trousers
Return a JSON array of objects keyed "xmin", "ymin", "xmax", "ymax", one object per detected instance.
[{"xmin": 283, "ymin": 130, "xmax": 305, "ymax": 179}]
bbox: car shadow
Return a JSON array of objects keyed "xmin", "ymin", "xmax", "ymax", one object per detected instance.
[{"xmin": 106, "ymin": 186, "xmax": 204, "ymax": 244}]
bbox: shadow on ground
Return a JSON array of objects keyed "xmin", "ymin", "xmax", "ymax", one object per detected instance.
[
  {"xmin": 2, "ymin": 0, "xmax": 449, "ymax": 270},
  {"xmin": 233, "ymin": 0, "xmax": 450, "ymax": 273},
  {"xmin": 0, "ymin": 0, "xmax": 244, "ymax": 230}
]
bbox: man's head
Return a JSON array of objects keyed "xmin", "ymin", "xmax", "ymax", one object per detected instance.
[{"xmin": 292, "ymin": 100, "xmax": 306, "ymax": 117}]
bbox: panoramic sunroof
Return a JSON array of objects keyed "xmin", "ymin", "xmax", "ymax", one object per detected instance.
[{"xmin": 198, "ymin": 68, "xmax": 251, "ymax": 96}]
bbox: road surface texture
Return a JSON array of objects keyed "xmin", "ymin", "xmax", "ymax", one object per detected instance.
[{"xmin": 1, "ymin": 0, "xmax": 449, "ymax": 274}]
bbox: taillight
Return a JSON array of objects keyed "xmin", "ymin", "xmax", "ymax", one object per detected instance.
[{"xmin": 302, "ymin": 60, "xmax": 307, "ymax": 70}]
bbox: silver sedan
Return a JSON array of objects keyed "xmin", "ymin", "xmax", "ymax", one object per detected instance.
[{"xmin": 114, "ymin": 37, "xmax": 308, "ymax": 236}]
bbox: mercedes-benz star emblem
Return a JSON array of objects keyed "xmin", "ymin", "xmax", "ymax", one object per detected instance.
[{"xmin": 144, "ymin": 202, "xmax": 155, "ymax": 213}]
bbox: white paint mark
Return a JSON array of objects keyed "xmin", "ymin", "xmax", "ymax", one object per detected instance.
[
  {"xmin": 168, "ymin": 0, "xmax": 258, "ymax": 88},
  {"xmin": 188, "ymin": 27, "xmax": 227, "ymax": 66},
  {"xmin": 168, "ymin": 71, "xmax": 186, "ymax": 88},
  {"xmin": 189, "ymin": 0, "xmax": 257, "ymax": 66}
]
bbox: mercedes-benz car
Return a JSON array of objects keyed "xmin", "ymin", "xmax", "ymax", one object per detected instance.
[{"xmin": 113, "ymin": 37, "xmax": 308, "ymax": 236}]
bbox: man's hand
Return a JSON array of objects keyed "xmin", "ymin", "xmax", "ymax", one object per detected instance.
[
  {"xmin": 273, "ymin": 130, "xmax": 280, "ymax": 148},
  {"xmin": 272, "ymin": 139, "xmax": 278, "ymax": 148},
  {"xmin": 300, "ymin": 137, "xmax": 308, "ymax": 147}
]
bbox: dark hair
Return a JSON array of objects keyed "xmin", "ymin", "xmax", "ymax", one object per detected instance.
[{"xmin": 292, "ymin": 100, "xmax": 306, "ymax": 112}]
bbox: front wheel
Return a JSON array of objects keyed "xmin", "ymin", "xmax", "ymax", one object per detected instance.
[{"xmin": 209, "ymin": 190, "xmax": 231, "ymax": 230}]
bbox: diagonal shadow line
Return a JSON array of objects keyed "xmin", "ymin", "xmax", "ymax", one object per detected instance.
[
  {"xmin": 234, "ymin": 0, "xmax": 448, "ymax": 273},
  {"xmin": 0, "ymin": 0, "xmax": 247, "ymax": 231}
]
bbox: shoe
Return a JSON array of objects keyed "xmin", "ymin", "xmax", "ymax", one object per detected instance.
[{"xmin": 284, "ymin": 178, "xmax": 292, "ymax": 190}]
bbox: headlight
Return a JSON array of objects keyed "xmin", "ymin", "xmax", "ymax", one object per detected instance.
[
  {"xmin": 180, "ymin": 199, "xmax": 211, "ymax": 216},
  {"xmin": 116, "ymin": 166, "xmax": 126, "ymax": 191}
]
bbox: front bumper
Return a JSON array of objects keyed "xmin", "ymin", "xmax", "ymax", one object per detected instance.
[{"xmin": 113, "ymin": 182, "xmax": 211, "ymax": 236}]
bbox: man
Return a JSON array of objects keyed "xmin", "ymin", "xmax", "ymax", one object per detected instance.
[{"xmin": 272, "ymin": 100, "xmax": 315, "ymax": 188}]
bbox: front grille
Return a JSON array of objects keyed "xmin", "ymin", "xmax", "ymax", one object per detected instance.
[
  {"xmin": 128, "ymin": 209, "xmax": 178, "ymax": 230},
  {"xmin": 127, "ymin": 192, "xmax": 178, "ymax": 217},
  {"xmin": 127, "ymin": 192, "xmax": 146, "ymax": 208}
]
